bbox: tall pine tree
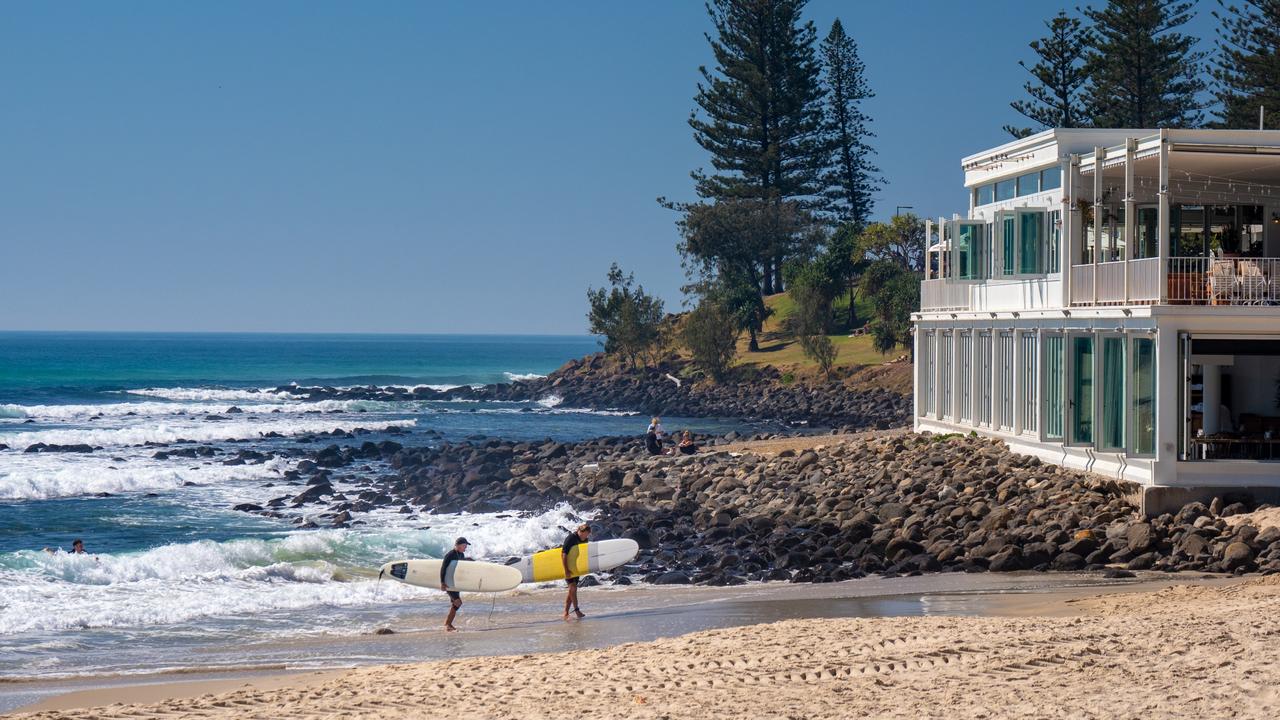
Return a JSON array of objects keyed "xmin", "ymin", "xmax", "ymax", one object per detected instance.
[
  {"xmin": 1082, "ymin": 0, "xmax": 1206, "ymax": 128},
  {"xmin": 1004, "ymin": 11, "xmax": 1093, "ymax": 137},
  {"xmin": 819, "ymin": 18, "xmax": 881, "ymax": 230},
  {"xmin": 1212, "ymin": 1, "xmax": 1280, "ymax": 129},
  {"xmin": 688, "ymin": 0, "xmax": 828, "ymax": 294}
]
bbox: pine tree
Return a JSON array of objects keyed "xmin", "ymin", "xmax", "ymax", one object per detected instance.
[
  {"xmin": 688, "ymin": 0, "xmax": 828, "ymax": 294},
  {"xmin": 1004, "ymin": 11, "xmax": 1093, "ymax": 137},
  {"xmin": 819, "ymin": 18, "xmax": 881, "ymax": 229},
  {"xmin": 1082, "ymin": 0, "xmax": 1206, "ymax": 128},
  {"xmin": 1212, "ymin": 1, "xmax": 1280, "ymax": 129}
]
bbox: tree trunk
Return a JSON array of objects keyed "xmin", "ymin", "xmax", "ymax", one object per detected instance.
[
  {"xmin": 748, "ymin": 326, "xmax": 759, "ymax": 352},
  {"xmin": 762, "ymin": 259, "xmax": 775, "ymax": 295},
  {"xmin": 847, "ymin": 280, "xmax": 858, "ymax": 328},
  {"xmin": 773, "ymin": 255, "xmax": 784, "ymax": 293}
]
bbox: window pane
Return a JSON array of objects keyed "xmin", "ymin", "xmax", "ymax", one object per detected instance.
[
  {"xmin": 1072, "ymin": 336, "xmax": 1094, "ymax": 444},
  {"xmin": 1241, "ymin": 205, "xmax": 1264, "ymax": 255},
  {"xmin": 1002, "ymin": 216, "xmax": 1015, "ymax": 275},
  {"xmin": 998, "ymin": 331, "xmax": 1015, "ymax": 430},
  {"xmin": 1041, "ymin": 167, "xmax": 1062, "ymax": 191},
  {"xmin": 977, "ymin": 184, "xmax": 995, "ymax": 206},
  {"xmin": 1047, "ymin": 210, "xmax": 1061, "ymax": 273},
  {"xmin": 1174, "ymin": 204, "xmax": 1206, "ymax": 257},
  {"xmin": 1132, "ymin": 337, "xmax": 1156, "ymax": 454},
  {"xmin": 1044, "ymin": 335, "xmax": 1064, "ymax": 440},
  {"xmin": 996, "ymin": 179, "xmax": 1016, "ymax": 201},
  {"xmin": 1017, "ymin": 172, "xmax": 1040, "ymax": 196},
  {"xmin": 957, "ymin": 224, "xmax": 985, "ymax": 280},
  {"xmin": 1136, "ymin": 207, "xmax": 1158, "ymax": 259},
  {"xmin": 940, "ymin": 332, "xmax": 953, "ymax": 419},
  {"xmin": 979, "ymin": 332, "xmax": 993, "ymax": 425},
  {"xmin": 1021, "ymin": 333, "xmax": 1037, "ymax": 433},
  {"xmin": 1102, "ymin": 336, "xmax": 1125, "ymax": 451},
  {"xmin": 958, "ymin": 332, "xmax": 972, "ymax": 422},
  {"xmin": 1019, "ymin": 212, "xmax": 1043, "ymax": 274}
]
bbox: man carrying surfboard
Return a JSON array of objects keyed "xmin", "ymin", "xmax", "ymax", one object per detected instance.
[
  {"xmin": 441, "ymin": 537, "xmax": 469, "ymax": 632},
  {"xmin": 561, "ymin": 523, "xmax": 590, "ymax": 619}
]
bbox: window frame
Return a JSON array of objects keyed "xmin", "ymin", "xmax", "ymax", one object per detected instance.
[{"xmin": 1129, "ymin": 334, "xmax": 1157, "ymax": 458}]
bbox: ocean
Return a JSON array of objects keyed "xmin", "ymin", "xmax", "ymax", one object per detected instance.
[{"xmin": 0, "ymin": 332, "xmax": 766, "ymax": 679}]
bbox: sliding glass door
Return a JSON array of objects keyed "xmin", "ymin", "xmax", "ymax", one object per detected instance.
[
  {"xmin": 1070, "ymin": 335, "xmax": 1094, "ymax": 444},
  {"xmin": 1101, "ymin": 336, "xmax": 1125, "ymax": 451},
  {"xmin": 1131, "ymin": 337, "xmax": 1156, "ymax": 455}
]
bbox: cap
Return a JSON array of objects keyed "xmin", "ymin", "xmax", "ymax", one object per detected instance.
[{"xmin": 454, "ymin": 537, "xmax": 470, "ymax": 546}]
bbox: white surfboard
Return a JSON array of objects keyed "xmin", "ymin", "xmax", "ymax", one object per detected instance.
[
  {"xmin": 509, "ymin": 538, "xmax": 640, "ymax": 583},
  {"xmin": 380, "ymin": 558, "xmax": 522, "ymax": 593}
]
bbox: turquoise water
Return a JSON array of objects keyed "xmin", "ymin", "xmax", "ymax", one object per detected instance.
[{"xmin": 0, "ymin": 332, "xmax": 768, "ymax": 679}]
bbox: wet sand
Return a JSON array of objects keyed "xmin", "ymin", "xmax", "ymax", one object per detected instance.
[{"xmin": 2, "ymin": 571, "xmax": 1237, "ymax": 715}]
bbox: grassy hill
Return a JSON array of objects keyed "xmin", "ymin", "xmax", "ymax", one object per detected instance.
[{"xmin": 729, "ymin": 292, "xmax": 910, "ymax": 392}]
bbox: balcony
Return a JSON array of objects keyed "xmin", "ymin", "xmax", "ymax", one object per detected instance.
[{"xmin": 1071, "ymin": 257, "xmax": 1280, "ymax": 306}]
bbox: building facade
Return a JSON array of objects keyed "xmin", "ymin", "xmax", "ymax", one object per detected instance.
[{"xmin": 914, "ymin": 129, "xmax": 1280, "ymax": 513}]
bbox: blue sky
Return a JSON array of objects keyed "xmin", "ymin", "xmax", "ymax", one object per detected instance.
[{"xmin": 0, "ymin": 1, "xmax": 1220, "ymax": 334}]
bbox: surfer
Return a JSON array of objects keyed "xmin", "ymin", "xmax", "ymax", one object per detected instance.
[
  {"xmin": 561, "ymin": 523, "xmax": 591, "ymax": 619},
  {"xmin": 70, "ymin": 539, "xmax": 87, "ymax": 554},
  {"xmin": 440, "ymin": 537, "xmax": 469, "ymax": 632}
]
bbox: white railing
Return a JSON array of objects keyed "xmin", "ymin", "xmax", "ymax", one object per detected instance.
[
  {"xmin": 1070, "ymin": 264, "xmax": 1093, "ymax": 305},
  {"xmin": 920, "ymin": 279, "xmax": 971, "ymax": 311},
  {"xmin": 1167, "ymin": 257, "xmax": 1280, "ymax": 305},
  {"xmin": 1128, "ymin": 257, "xmax": 1161, "ymax": 303},
  {"xmin": 1095, "ymin": 261, "xmax": 1127, "ymax": 304}
]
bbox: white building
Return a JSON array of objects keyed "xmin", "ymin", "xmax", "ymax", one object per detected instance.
[{"xmin": 914, "ymin": 128, "xmax": 1280, "ymax": 514}]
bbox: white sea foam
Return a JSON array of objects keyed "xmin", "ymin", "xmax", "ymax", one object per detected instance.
[
  {"xmin": 122, "ymin": 387, "xmax": 296, "ymax": 402},
  {"xmin": 0, "ymin": 504, "xmax": 590, "ymax": 636},
  {"xmin": 2, "ymin": 418, "xmax": 414, "ymax": 450},
  {"xmin": 0, "ymin": 399, "xmax": 398, "ymax": 422},
  {"xmin": 536, "ymin": 394, "xmax": 564, "ymax": 408},
  {"xmin": 0, "ymin": 454, "xmax": 292, "ymax": 500},
  {"xmin": 503, "ymin": 372, "xmax": 546, "ymax": 382}
]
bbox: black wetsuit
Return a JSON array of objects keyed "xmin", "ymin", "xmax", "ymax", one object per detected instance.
[
  {"xmin": 561, "ymin": 532, "xmax": 584, "ymax": 585},
  {"xmin": 645, "ymin": 430, "xmax": 662, "ymax": 455},
  {"xmin": 441, "ymin": 548, "xmax": 464, "ymax": 600}
]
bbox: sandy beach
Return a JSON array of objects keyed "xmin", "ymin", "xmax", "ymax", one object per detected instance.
[{"xmin": 9, "ymin": 574, "xmax": 1278, "ymax": 719}]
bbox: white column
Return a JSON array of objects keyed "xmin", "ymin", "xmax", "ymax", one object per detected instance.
[
  {"xmin": 1065, "ymin": 155, "xmax": 1080, "ymax": 306},
  {"xmin": 1203, "ymin": 363, "xmax": 1221, "ymax": 435},
  {"xmin": 1158, "ymin": 130, "xmax": 1171, "ymax": 304},
  {"xmin": 924, "ymin": 219, "xmax": 934, "ymax": 279},
  {"xmin": 1124, "ymin": 138, "xmax": 1136, "ymax": 302},
  {"xmin": 1012, "ymin": 329, "xmax": 1024, "ymax": 434},
  {"xmin": 1093, "ymin": 147, "xmax": 1104, "ymax": 305},
  {"xmin": 913, "ymin": 328, "xmax": 922, "ymax": 427}
]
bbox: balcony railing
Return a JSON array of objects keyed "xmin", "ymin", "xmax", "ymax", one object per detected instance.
[
  {"xmin": 1067, "ymin": 257, "xmax": 1280, "ymax": 306},
  {"xmin": 920, "ymin": 278, "xmax": 971, "ymax": 311}
]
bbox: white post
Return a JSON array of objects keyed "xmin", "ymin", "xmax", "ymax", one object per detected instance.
[
  {"xmin": 925, "ymin": 219, "xmax": 933, "ymax": 279},
  {"xmin": 1012, "ymin": 329, "xmax": 1024, "ymax": 435},
  {"xmin": 1065, "ymin": 155, "xmax": 1079, "ymax": 306},
  {"xmin": 1093, "ymin": 147, "xmax": 1104, "ymax": 305},
  {"xmin": 1124, "ymin": 138, "xmax": 1136, "ymax": 303},
  {"xmin": 1158, "ymin": 130, "xmax": 1171, "ymax": 304}
]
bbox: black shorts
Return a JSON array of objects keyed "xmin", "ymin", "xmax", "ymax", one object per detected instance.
[
  {"xmin": 565, "ymin": 577, "xmax": 579, "ymax": 586},
  {"xmin": 447, "ymin": 591, "xmax": 461, "ymax": 601}
]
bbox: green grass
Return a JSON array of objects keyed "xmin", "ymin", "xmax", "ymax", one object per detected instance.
[{"xmin": 732, "ymin": 292, "xmax": 903, "ymax": 370}]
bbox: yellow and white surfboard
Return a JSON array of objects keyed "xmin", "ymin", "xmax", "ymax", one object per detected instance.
[{"xmin": 510, "ymin": 538, "xmax": 639, "ymax": 583}]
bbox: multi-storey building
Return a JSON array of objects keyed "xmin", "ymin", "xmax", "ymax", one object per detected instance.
[{"xmin": 914, "ymin": 128, "xmax": 1280, "ymax": 513}]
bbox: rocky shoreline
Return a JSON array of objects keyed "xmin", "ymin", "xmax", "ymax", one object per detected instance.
[
  {"xmin": 241, "ymin": 430, "xmax": 1280, "ymax": 584},
  {"xmin": 270, "ymin": 354, "xmax": 912, "ymax": 431}
]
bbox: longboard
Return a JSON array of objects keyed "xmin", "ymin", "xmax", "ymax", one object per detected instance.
[
  {"xmin": 509, "ymin": 538, "xmax": 640, "ymax": 583},
  {"xmin": 379, "ymin": 558, "xmax": 522, "ymax": 593}
]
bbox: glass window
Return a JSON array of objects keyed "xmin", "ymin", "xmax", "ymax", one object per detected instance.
[
  {"xmin": 1044, "ymin": 335, "xmax": 1065, "ymax": 440},
  {"xmin": 940, "ymin": 332, "xmax": 953, "ymax": 419},
  {"xmin": 977, "ymin": 184, "xmax": 995, "ymax": 206},
  {"xmin": 1136, "ymin": 207, "xmax": 1158, "ymax": 259},
  {"xmin": 1132, "ymin": 337, "xmax": 1156, "ymax": 455},
  {"xmin": 1017, "ymin": 172, "xmax": 1040, "ymax": 196},
  {"xmin": 1021, "ymin": 333, "xmax": 1037, "ymax": 433},
  {"xmin": 1019, "ymin": 211, "xmax": 1043, "ymax": 274},
  {"xmin": 1047, "ymin": 210, "xmax": 1061, "ymax": 273},
  {"xmin": 997, "ymin": 331, "xmax": 1015, "ymax": 431},
  {"xmin": 1174, "ymin": 204, "xmax": 1206, "ymax": 257},
  {"xmin": 1241, "ymin": 205, "xmax": 1264, "ymax": 256},
  {"xmin": 996, "ymin": 179, "xmax": 1016, "ymax": 201},
  {"xmin": 921, "ymin": 332, "xmax": 935, "ymax": 417},
  {"xmin": 1002, "ymin": 215, "xmax": 1015, "ymax": 275},
  {"xmin": 1071, "ymin": 336, "xmax": 1094, "ymax": 444},
  {"xmin": 978, "ymin": 332, "xmax": 993, "ymax": 426},
  {"xmin": 1101, "ymin": 336, "xmax": 1125, "ymax": 451},
  {"xmin": 1040, "ymin": 167, "xmax": 1061, "ymax": 191},
  {"xmin": 956, "ymin": 223, "xmax": 986, "ymax": 280},
  {"xmin": 958, "ymin": 332, "xmax": 972, "ymax": 422}
]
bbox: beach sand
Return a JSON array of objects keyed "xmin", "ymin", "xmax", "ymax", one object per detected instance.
[{"xmin": 10, "ymin": 575, "xmax": 1279, "ymax": 719}]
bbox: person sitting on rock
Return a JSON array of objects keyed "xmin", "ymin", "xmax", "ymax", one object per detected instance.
[
  {"xmin": 677, "ymin": 431, "xmax": 698, "ymax": 455},
  {"xmin": 645, "ymin": 426, "xmax": 663, "ymax": 456},
  {"xmin": 440, "ymin": 537, "xmax": 469, "ymax": 632}
]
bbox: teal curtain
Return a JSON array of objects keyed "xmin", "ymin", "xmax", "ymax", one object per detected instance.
[
  {"xmin": 1002, "ymin": 216, "xmax": 1015, "ymax": 275},
  {"xmin": 1133, "ymin": 338, "xmax": 1156, "ymax": 454},
  {"xmin": 1019, "ymin": 213, "xmax": 1042, "ymax": 274},
  {"xmin": 1044, "ymin": 336, "xmax": 1064, "ymax": 440},
  {"xmin": 1072, "ymin": 336, "xmax": 1093, "ymax": 444},
  {"xmin": 1102, "ymin": 337, "xmax": 1125, "ymax": 450}
]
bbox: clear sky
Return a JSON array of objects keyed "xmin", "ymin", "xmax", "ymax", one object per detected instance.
[{"xmin": 0, "ymin": 1, "xmax": 1219, "ymax": 334}]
